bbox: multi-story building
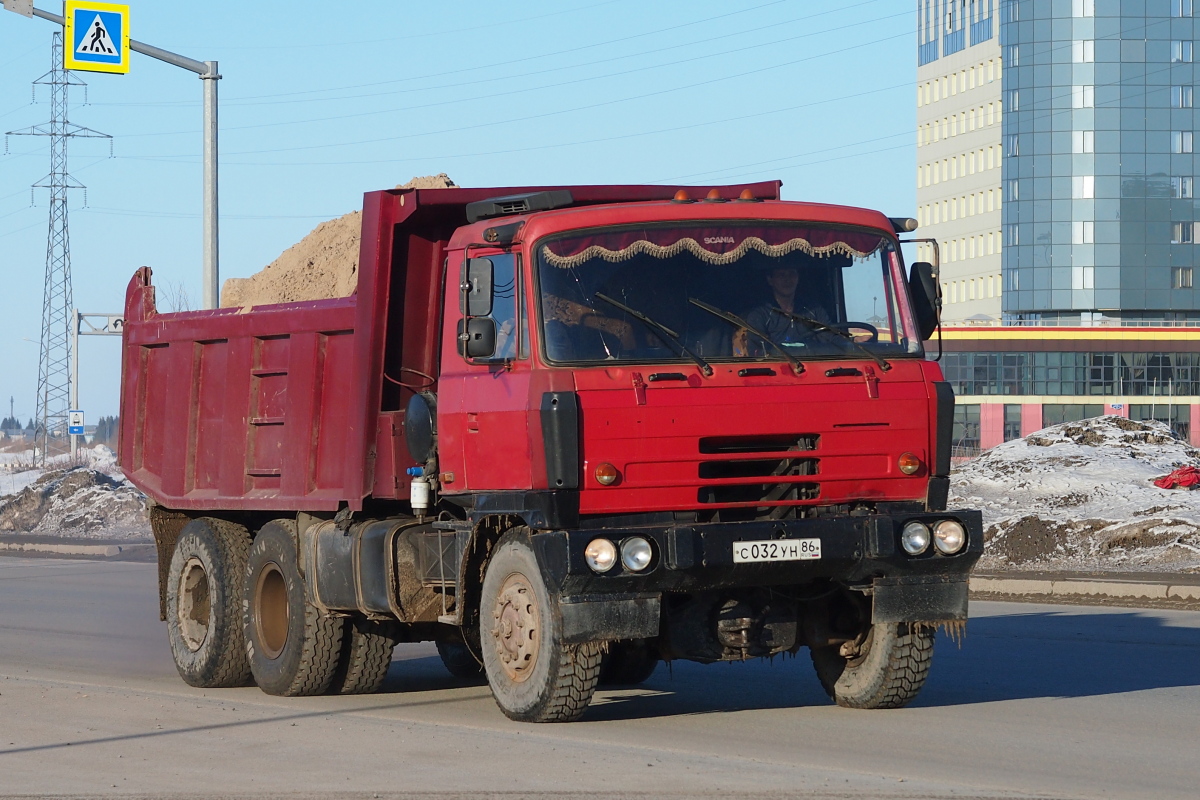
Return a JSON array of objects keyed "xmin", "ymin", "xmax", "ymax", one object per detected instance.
[
  {"xmin": 1003, "ymin": 0, "xmax": 1200, "ymax": 324},
  {"xmin": 916, "ymin": 0, "xmax": 1200, "ymax": 450},
  {"xmin": 916, "ymin": 0, "xmax": 1004, "ymax": 322}
]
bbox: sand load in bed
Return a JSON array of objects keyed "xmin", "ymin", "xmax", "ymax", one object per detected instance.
[{"xmin": 220, "ymin": 173, "xmax": 457, "ymax": 308}]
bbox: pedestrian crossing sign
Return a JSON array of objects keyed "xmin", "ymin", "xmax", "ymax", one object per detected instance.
[{"xmin": 64, "ymin": 1, "xmax": 129, "ymax": 74}]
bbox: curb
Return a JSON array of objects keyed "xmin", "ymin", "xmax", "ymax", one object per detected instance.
[
  {"xmin": 970, "ymin": 575, "xmax": 1200, "ymax": 607},
  {"xmin": 0, "ymin": 541, "xmax": 154, "ymax": 559}
]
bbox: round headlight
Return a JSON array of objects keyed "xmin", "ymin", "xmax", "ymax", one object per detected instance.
[
  {"xmin": 620, "ymin": 537, "xmax": 653, "ymax": 572},
  {"xmin": 584, "ymin": 538, "xmax": 617, "ymax": 573},
  {"xmin": 901, "ymin": 521, "xmax": 931, "ymax": 555},
  {"xmin": 933, "ymin": 519, "xmax": 967, "ymax": 554},
  {"xmin": 594, "ymin": 463, "xmax": 619, "ymax": 486},
  {"xmin": 898, "ymin": 452, "xmax": 921, "ymax": 475}
]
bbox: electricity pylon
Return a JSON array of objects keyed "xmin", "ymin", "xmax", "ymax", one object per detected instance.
[{"xmin": 6, "ymin": 32, "xmax": 111, "ymax": 465}]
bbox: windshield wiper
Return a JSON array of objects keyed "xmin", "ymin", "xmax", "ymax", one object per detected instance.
[
  {"xmin": 770, "ymin": 307, "xmax": 891, "ymax": 371},
  {"xmin": 687, "ymin": 298, "xmax": 804, "ymax": 374},
  {"xmin": 594, "ymin": 292, "xmax": 713, "ymax": 377}
]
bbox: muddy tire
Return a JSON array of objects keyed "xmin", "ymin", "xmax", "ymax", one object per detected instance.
[
  {"xmin": 599, "ymin": 639, "xmax": 659, "ymax": 686},
  {"xmin": 330, "ymin": 618, "xmax": 399, "ymax": 695},
  {"xmin": 810, "ymin": 622, "xmax": 935, "ymax": 709},
  {"xmin": 165, "ymin": 518, "xmax": 253, "ymax": 688},
  {"xmin": 243, "ymin": 520, "xmax": 344, "ymax": 697},
  {"xmin": 437, "ymin": 639, "xmax": 484, "ymax": 679},
  {"xmin": 480, "ymin": 529, "xmax": 602, "ymax": 722}
]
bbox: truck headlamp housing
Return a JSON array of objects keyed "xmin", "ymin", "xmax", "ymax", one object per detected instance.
[
  {"xmin": 620, "ymin": 537, "xmax": 653, "ymax": 572},
  {"xmin": 933, "ymin": 519, "xmax": 967, "ymax": 554},
  {"xmin": 584, "ymin": 538, "xmax": 617, "ymax": 573},
  {"xmin": 901, "ymin": 521, "xmax": 931, "ymax": 555}
]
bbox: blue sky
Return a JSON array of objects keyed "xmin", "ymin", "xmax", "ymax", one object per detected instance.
[{"xmin": 0, "ymin": 0, "xmax": 916, "ymax": 420}]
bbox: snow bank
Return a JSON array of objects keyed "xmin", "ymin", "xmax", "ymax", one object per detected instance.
[{"xmin": 951, "ymin": 416, "xmax": 1200, "ymax": 572}]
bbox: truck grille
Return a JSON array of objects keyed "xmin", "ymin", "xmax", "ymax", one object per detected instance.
[
  {"xmin": 696, "ymin": 433, "xmax": 821, "ymax": 514},
  {"xmin": 699, "ymin": 433, "xmax": 818, "ymax": 454}
]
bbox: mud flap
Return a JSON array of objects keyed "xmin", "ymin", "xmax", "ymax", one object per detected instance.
[
  {"xmin": 559, "ymin": 593, "xmax": 661, "ymax": 643},
  {"xmin": 871, "ymin": 575, "xmax": 969, "ymax": 624}
]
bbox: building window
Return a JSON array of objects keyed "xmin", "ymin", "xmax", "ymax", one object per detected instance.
[
  {"xmin": 1174, "ymin": 86, "xmax": 1195, "ymax": 108},
  {"xmin": 1004, "ymin": 405, "xmax": 1022, "ymax": 442},
  {"xmin": 1006, "ymin": 179, "xmax": 1019, "ymax": 201},
  {"xmin": 1073, "ymin": 130, "xmax": 1095, "ymax": 153},
  {"xmin": 1175, "ymin": 131, "xmax": 1194, "ymax": 153},
  {"xmin": 1043, "ymin": 405, "xmax": 1105, "ymax": 426},
  {"xmin": 1173, "ymin": 40, "xmax": 1193, "ymax": 62},
  {"xmin": 1072, "ymin": 265, "xmax": 1095, "ymax": 290},
  {"xmin": 1173, "ymin": 177, "xmax": 1194, "ymax": 198},
  {"xmin": 1007, "ymin": 269, "xmax": 1019, "ymax": 290},
  {"xmin": 1006, "ymin": 135, "xmax": 1019, "ymax": 157},
  {"xmin": 1172, "ymin": 222, "xmax": 1195, "ymax": 244},
  {"xmin": 1131, "ymin": 405, "xmax": 1190, "ymax": 440},
  {"xmin": 1073, "ymin": 0, "xmax": 1095, "ymax": 16},
  {"xmin": 1175, "ymin": 0, "xmax": 1193, "ymax": 17},
  {"xmin": 1072, "ymin": 40, "xmax": 1095, "ymax": 62},
  {"xmin": 1073, "ymin": 175, "xmax": 1096, "ymax": 199},
  {"xmin": 953, "ymin": 405, "xmax": 981, "ymax": 452},
  {"xmin": 1006, "ymin": 225, "xmax": 1019, "ymax": 247},
  {"xmin": 1174, "ymin": 267, "xmax": 1194, "ymax": 288},
  {"xmin": 1073, "ymin": 220, "xmax": 1095, "ymax": 244},
  {"xmin": 1072, "ymin": 85, "xmax": 1095, "ymax": 108},
  {"xmin": 1007, "ymin": 89, "xmax": 1019, "ymax": 111}
]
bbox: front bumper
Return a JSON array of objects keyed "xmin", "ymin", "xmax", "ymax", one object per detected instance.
[{"xmin": 532, "ymin": 510, "xmax": 983, "ymax": 640}]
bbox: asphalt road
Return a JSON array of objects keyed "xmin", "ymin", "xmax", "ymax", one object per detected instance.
[{"xmin": 1, "ymin": 557, "xmax": 1198, "ymax": 800}]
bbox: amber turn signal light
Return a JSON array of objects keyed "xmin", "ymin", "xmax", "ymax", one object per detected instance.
[
  {"xmin": 898, "ymin": 453, "xmax": 921, "ymax": 475},
  {"xmin": 594, "ymin": 463, "xmax": 619, "ymax": 485}
]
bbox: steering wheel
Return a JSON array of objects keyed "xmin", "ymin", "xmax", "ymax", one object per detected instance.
[{"xmin": 832, "ymin": 321, "xmax": 879, "ymax": 343}]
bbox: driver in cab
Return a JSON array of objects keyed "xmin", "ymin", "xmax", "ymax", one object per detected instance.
[{"xmin": 733, "ymin": 266, "xmax": 831, "ymax": 357}]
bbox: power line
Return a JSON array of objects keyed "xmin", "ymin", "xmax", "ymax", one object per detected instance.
[{"xmin": 115, "ymin": 5, "xmax": 906, "ymax": 139}]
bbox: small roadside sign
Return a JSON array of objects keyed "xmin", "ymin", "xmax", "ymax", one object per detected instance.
[
  {"xmin": 68, "ymin": 410, "xmax": 85, "ymax": 436},
  {"xmin": 64, "ymin": 1, "xmax": 130, "ymax": 74}
]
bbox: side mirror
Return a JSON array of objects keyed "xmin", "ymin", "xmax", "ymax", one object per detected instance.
[
  {"xmin": 457, "ymin": 317, "xmax": 497, "ymax": 359},
  {"xmin": 908, "ymin": 261, "xmax": 940, "ymax": 341},
  {"xmin": 461, "ymin": 258, "xmax": 493, "ymax": 317}
]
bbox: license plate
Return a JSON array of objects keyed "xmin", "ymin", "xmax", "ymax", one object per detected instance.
[{"xmin": 732, "ymin": 538, "xmax": 821, "ymax": 563}]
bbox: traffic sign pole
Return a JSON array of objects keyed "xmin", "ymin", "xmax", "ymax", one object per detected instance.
[
  {"xmin": 70, "ymin": 310, "xmax": 124, "ymax": 459},
  {"xmin": 15, "ymin": 4, "xmax": 222, "ymax": 308}
]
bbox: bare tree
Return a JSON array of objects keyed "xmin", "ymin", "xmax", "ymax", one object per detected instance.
[{"xmin": 159, "ymin": 280, "xmax": 193, "ymax": 313}]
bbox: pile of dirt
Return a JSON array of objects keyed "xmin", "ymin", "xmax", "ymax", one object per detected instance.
[
  {"xmin": 951, "ymin": 416, "xmax": 1200, "ymax": 572},
  {"xmin": 220, "ymin": 173, "xmax": 458, "ymax": 309},
  {"xmin": 0, "ymin": 466, "xmax": 149, "ymax": 540}
]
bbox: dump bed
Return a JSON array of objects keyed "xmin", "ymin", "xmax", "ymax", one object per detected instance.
[{"xmin": 118, "ymin": 182, "xmax": 782, "ymax": 512}]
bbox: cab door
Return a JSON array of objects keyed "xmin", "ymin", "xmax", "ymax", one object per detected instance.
[{"xmin": 438, "ymin": 250, "xmax": 535, "ymax": 492}]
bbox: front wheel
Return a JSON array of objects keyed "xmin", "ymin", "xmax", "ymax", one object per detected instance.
[
  {"xmin": 480, "ymin": 529, "xmax": 603, "ymax": 722},
  {"xmin": 810, "ymin": 622, "xmax": 934, "ymax": 709}
]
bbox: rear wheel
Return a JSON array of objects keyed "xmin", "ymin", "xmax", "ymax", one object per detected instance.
[
  {"xmin": 599, "ymin": 639, "xmax": 659, "ymax": 686},
  {"xmin": 330, "ymin": 618, "xmax": 400, "ymax": 695},
  {"xmin": 165, "ymin": 518, "xmax": 253, "ymax": 688},
  {"xmin": 243, "ymin": 520, "xmax": 344, "ymax": 697},
  {"xmin": 480, "ymin": 529, "xmax": 602, "ymax": 722},
  {"xmin": 437, "ymin": 639, "xmax": 484, "ymax": 679},
  {"xmin": 810, "ymin": 622, "xmax": 934, "ymax": 709}
]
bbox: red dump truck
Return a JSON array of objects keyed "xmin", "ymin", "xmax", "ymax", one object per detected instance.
[{"xmin": 119, "ymin": 182, "xmax": 981, "ymax": 722}]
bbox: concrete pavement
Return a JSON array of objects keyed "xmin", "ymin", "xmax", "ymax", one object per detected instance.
[{"xmin": 1, "ymin": 557, "xmax": 1198, "ymax": 799}]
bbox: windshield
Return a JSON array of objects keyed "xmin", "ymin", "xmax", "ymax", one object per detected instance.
[{"xmin": 536, "ymin": 223, "xmax": 921, "ymax": 365}]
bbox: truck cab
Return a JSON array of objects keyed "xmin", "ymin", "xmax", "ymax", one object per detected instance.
[{"xmin": 121, "ymin": 182, "xmax": 980, "ymax": 722}]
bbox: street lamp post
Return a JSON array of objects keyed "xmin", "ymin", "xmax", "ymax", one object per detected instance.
[{"xmin": 15, "ymin": 4, "xmax": 222, "ymax": 308}]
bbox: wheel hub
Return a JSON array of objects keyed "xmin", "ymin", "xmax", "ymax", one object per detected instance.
[
  {"xmin": 253, "ymin": 561, "xmax": 290, "ymax": 660},
  {"xmin": 491, "ymin": 574, "xmax": 540, "ymax": 683},
  {"xmin": 177, "ymin": 557, "xmax": 210, "ymax": 652}
]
